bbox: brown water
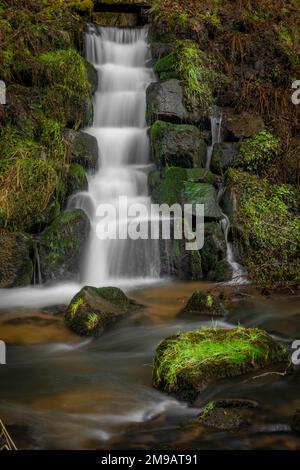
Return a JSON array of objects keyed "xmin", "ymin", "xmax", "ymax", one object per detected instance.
[{"xmin": 0, "ymin": 281, "xmax": 300, "ymax": 450}]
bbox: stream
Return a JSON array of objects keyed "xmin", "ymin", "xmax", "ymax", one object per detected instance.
[{"xmin": 0, "ymin": 281, "xmax": 300, "ymax": 450}]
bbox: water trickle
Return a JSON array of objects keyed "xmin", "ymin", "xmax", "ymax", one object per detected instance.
[
  {"xmin": 206, "ymin": 111, "xmax": 248, "ymax": 284},
  {"xmin": 77, "ymin": 25, "xmax": 161, "ymax": 287}
]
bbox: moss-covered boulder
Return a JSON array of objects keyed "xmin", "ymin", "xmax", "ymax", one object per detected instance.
[
  {"xmin": 64, "ymin": 286, "xmax": 139, "ymax": 336},
  {"xmin": 160, "ymin": 238, "xmax": 202, "ymax": 281},
  {"xmin": 201, "ymin": 222, "xmax": 227, "ymax": 278},
  {"xmin": 152, "ymin": 327, "xmax": 288, "ymax": 401},
  {"xmin": 64, "ymin": 129, "xmax": 98, "ymax": 172},
  {"xmin": 181, "ymin": 291, "xmax": 227, "ymax": 316},
  {"xmin": 66, "ymin": 163, "xmax": 88, "ymax": 197},
  {"xmin": 38, "ymin": 209, "xmax": 90, "ymax": 282},
  {"xmin": 150, "ymin": 120, "xmax": 207, "ymax": 168},
  {"xmin": 183, "ymin": 182, "xmax": 221, "ymax": 220},
  {"xmin": 198, "ymin": 404, "xmax": 249, "ymax": 431},
  {"xmin": 211, "ymin": 142, "xmax": 241, "ymax": 174},
  {"xmin": 0, "ymin": 232, "xmax": 33, "ymax": 288}
]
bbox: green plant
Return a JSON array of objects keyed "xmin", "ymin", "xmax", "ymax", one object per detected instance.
[
  {"xmin": 86, "ymin": 312, "xmax": 99, "ymax": 330},
  {"xmin": 239, "ymin": 130, "xmax": 280, "ymax": 174}
]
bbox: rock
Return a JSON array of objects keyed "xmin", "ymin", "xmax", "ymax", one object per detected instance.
[
  {"xmin": 151, "ymin": 43, "xmax": 174, "ymax": 61},
  {"xmin": 291, "ymin": 409, "xmax": 300, "ymax": 432},
  {"xmin": 146, "ymin": 79, "xmax": 204, "ymax": 125},
  {"xmin": 198, "ymin": 406, "xmax": 248, "ymax": 431},
  {"xmin": 64, "ymin": 129, "xmax": 98, "ymax": 172},
  {"xmin": 0, "ymin": 232, "xmax": 33, "ymax": 288},
  {"xmin": 213, "ymin": 398, "xmax": 260, "ymax": 409},
  {"xmin": 160, "ymin": 237, "xmax": 203, "ymax": 281},
  {"xmin": 64, "ymin": 286, "xmax": 139, "ymax": 336},
  {"xmin": 214, "ymin": 259, "xmax": 234, "ymax": 282},
  {"xmin": 222, "ymin": 109, "xmax": 265, "ymax": 141},
  {"xmin": 151, "ymin": 120, "xmax": 207, "ymax": 168},
  {"xmin": 181, "ymin": 290, "xmax": 227, "ymax": 316},
  {"xmin": 183, "ymin": 182, "xmax": 221, "ymax": 220},
  {"xmin": 86, "ymin": 62, "xmax": 98, "ymax": 95},
  {"xmin": 66, "ymin": 163, "xmax": 88, "ymax": 197},
  {"xmin": 211, "ymin": 142, "xmax": 241, "ymax": 174},
  {"xmin": 152, "ymin": 327, "xmax": 288, "ymax": 401},
  {"xmin": 38, "ymin": 209, "xmax": 90, "ymax": 282},
  {"xmin": 201, "ymin": 223, "xmax": 227, "ymax": 277}
]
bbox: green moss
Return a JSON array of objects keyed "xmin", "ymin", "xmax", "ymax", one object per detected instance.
[
  {"xmin": 86, "ymin": 312, "xmax": 99, "ymax": 330},
  {"xmin": 227, "ymin": 169, "xmax": 300, "ymax": 286},
  {"xmin": 154, "ymin": 40, "xmax": 219, "ymax": 113},
  {"xmin": 238, "ymin": 130, "xmax": 280, "ymax": 174},
  {"xmin": 70, "ymin": 297, "xmax": 84, "ymax": 319},
  {"xmin": 153, "ymin": 327, "xmax": 288, "ymax": 400},
  {"xmin": 156, "ymin": 167, "xmax": 187, "ymax": 205}
]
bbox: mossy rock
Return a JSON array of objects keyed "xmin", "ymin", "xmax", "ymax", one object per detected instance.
[
  {"xmin": 66, "ymin": 163, "xmax": 88, "ymax": 197},
  {"xmin": 181, "ymin": 291, "xmax": 227, "ymax": 316},
  {"xmin": 211, "ymin": 142, "xmax": 241, "ymax": 175},
  {"xmin": 38, "ymin": 209, "xmax": 90, "ymax": 282},
  {"xmin": 86, "ymin": 62, "xmax": 98, "ymax": 95},
  {"xmin": 152, "ymin": 327, "xmax": 289, "ymax": 401},
  {"xmin": 64, "ymin": 129, "xmax": 99, "ymax": 171},
  {"xmin": 64, "ymin": 286, "xmax": 140, "ymax": 336},
  {"xmin": 183, "ymin": 182, "xmax": 221, "ymax": 220},
  {"xmin": 198, "ymin": 405, "xmax": 249, "ymax": 431},
  {"xmin": 0, "ymin": 232, "xmax": 33, "ymax": 288},
  {"xmin": 150, "ymin": 120, "xmax": 207, "ymax": 168},
  {"xmin": 201, "ymin": 222, "xmax": 227, "ymax": 277}
]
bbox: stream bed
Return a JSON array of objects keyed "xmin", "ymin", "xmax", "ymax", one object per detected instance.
[{"xmin": 0, "ymin": 281, "xmax": 300, "ymax": 450}]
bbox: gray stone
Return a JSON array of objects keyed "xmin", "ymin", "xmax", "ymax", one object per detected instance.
[
  {"xmin": 64, "ymin": 129, "xmax": 98, "ymax": 171},
  {"xmin": 211, "ymin": 142, "xmax": 241, "ymax": 174},
  {"xmin": 38, "ymin": 209, "xmax": 90, "ymax": 282}
]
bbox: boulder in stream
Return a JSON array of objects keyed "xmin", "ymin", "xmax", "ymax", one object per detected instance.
[
  {"xmin": 152, "ymin": 327, "xmax": 288, "ymax": 401},
  {"xmin": 65, "ymin": 286, "xmax": 140, "ymax": 336},
  {"xmin": 181, "ymin": 290, "xmax": 227, "ymax": 316}
]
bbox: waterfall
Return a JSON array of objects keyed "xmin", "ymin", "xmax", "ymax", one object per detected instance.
[
  {"xmin": 206, "ymin": 112, "xmax": 248, "ymax": 285},
  {"xmin": 75, "ymin": 25, "xmax": 160, "ymax": 287}
]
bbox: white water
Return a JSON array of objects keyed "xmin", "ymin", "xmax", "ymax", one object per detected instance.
[
  {"xmin": 75, "ymin": 25, "xmax": 161, "ymax": 287},
  {"xmin": 206, "ymin": 113, "xmax": 248, "ymax": 284}
]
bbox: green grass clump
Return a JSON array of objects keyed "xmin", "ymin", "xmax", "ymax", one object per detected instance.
[
  {"xmin": 238, "ymin": 130, "xmax": 280, "ymax": 174},
  {"xmin": 70, "ymin": 297, "xmax": 84, "ymax": 319},
  {"xmin": 153, "ymin": 327, "xmax": 288, "ymax": 400},
  {"xmin": 86, "ymin": 312, "xmax": 99, "ymax": 330},
  {"xmin": 154, "ymin": 40, "xmax": 219, "ymax": 114}
]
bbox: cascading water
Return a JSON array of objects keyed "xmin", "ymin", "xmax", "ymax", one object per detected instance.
[
  {"xmin": 206, "ymin": 112, "xmax": 248, "ymax": 285},
  {"xmin": 74, "ymin": 25, "xmax": 160, "ymax": 287}
]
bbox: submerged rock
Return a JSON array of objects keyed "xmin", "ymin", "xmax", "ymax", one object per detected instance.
[
  {"xmin": 152, "ymin": 327, "xmax": 288, "ymax": 401},
  {"xmin": 198, "ymin": 405, "xmax": 249, "ymax": 431},
  {"xmin": 64, "ymin": 286, "xmax": 140, "ymax": 336},
  {"xmin": 181, "ymin": 290, "xmax": 227, "ymax": 316},
  {"xmin": 64, "ymin": 129, "xmax": 99, "ymax": 172},
  {"xmin": 38, "ymin": 209, "xmax": 90, "ymax": 282},
  {"xmin": 150, "ymin": 120, "xmax": 207, "ymax": 168},
  {"xmin": 0, "ymin": 232, "xmax": 33, "ymax": 288}
]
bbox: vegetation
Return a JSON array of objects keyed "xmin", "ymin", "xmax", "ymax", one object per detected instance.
[
  {"xmin": 227, "ymin": 169, "xmax": 300, "ymax": 286},
  {"xmin": 0, "ymin": 0, "xmax": 92, "ymax": 232},
  {"xmin": 238, "ymin": 131, "xmax": 280, "ymax": 175},
  {"xmin": 154, "ymin": 39, "xmax": 220, "ymax": 113},
  {"xmin": 153, "ymin": 327, "xmax": 288, "ymax": 400}
]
